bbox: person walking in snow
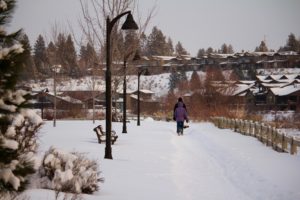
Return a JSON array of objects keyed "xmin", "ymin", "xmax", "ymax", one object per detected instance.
[
  {"xmin": 174, "ymin": 97, "xmax": 188, "ymax": 135},
  {"xmin": 173, "ymin": 97, "xmax": 187, "ymax": 120}
]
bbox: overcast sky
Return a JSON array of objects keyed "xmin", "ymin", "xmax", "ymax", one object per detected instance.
[{"xmin": 8, "ymin": 0, "xmax": 300, "ymax": 56}]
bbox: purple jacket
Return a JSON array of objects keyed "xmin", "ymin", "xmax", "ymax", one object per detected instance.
[{"xmin": 175, "ymin": 102, "xmax": 188, "ymax": 122}]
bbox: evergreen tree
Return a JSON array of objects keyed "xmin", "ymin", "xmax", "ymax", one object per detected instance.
[
  {"xmin": 231, "ymin": 66, "xmax": 245, "ymax": 80},
  {"xmin": 190, "ymin": 70, "xmax": 201, "ymax": 91},
  {"xmin": 0, "ymin": 1, "xmax": 43, "ymax": 197},
  {"xmin": 175, "ymin": 41, "xmax": 188, "ymax": 56},
  {"xmin": 79, "ymin": 45, "xmax": 87, "ymax": 61},
  {"xmin": 246, "ymin": 66, "xmax": 257, "ymax": 80},
  {"xmin": 206, "ymin": 47, "xmax": 214, "ymax": 54},
  {"xmin": 166, "ymin": 37, "xmax": 174, "ymax": 56},
  {"xmin": 255, "ymin": 40, "xmax": 268, "ymax": 52},
  {"xmin": 219, "ymin": 43, "xmax": 234, "ymax": 54},
  {"xmin": 168, "ymin": 69, "xmax": 180, "ymax": 92},
  {"xmin": 227, "ymin": 44, "xmax": 234, "ymax": 54},
  {"xmin": 197, "ymin": 48, "xmax": 206, "ymax": 57},
  {"xmin": 79, "ymin": 42, "xmax": 97, "ymax": 75},
  {"xmin": 65, "ymin": 34, "xmax": 79, "ymax": 77},
  {"xmin": 55, "ymin": 33, "xmax": 67, "ymax": 73},
  {"xmin": 146, "ymin": 26, "xmax": 167, "ymax": 56},
  {"xmin": 19, "ymin": 33, "xmax": 37, "ymax": 80},
  {"xmin": 33, "ymin": 34, "xmax": 48, "ymax": 76},
  {"xmin": 139, "ymin": 32, "xmax": 148, "ymax": 56},
  {"xmin": 284, "ymin": 33, "xmax": 299, "ymax": 52},
  {"xmin": 178, "ymin": 67, "xmax": 187, "ymax": 82},
  {"xmin": 220, "ymin": 43, "xmax": 228, "ymax": 54},
  {"xmin": 47, "ymin": 41, "xmax": 56, "ymax": 65}
]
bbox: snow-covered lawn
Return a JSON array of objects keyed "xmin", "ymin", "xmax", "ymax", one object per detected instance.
[{"xmin": 23, "ymin": 119, "xmax": 300, "ymax": 200}]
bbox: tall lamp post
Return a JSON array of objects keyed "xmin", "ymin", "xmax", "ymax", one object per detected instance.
[
  {"xmin": 122, "ymin": 57, "xmax": 129, "ymax": 133},
  {"xmin": 52, "ymin": 64, "xmax": 61, "ymax": 127},
  {"xmin": 122, "ymin": 52, "xmax": 140, "ymax": 133},
  {"xmin": 137, "ymin": 68, "xmax": 149, "ymax": 126},
  {"xmin": 105, "ymin": 11, "xmax": 138, "ymax": 159}
]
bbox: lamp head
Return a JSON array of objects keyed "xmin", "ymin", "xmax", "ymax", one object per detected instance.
[{"xmin": 121, "ymin": 12, "xmax": 138, "ymax": 30}]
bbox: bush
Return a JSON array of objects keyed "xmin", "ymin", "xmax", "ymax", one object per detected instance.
[{"xmin": 38, "ymin": 147, "xmax": 103, "ymax": 194}]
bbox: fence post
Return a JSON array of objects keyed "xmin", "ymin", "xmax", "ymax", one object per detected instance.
[
  {"xmin": 230, "ymin": 118, "xmax": 234, "ymax": 130},
  {"xmin": 234, "ymin": 119, "xmax": 238, "ymax": 132},
  {"xmin": 281, "ymin": 132, "xmax": 287, "ymax": 152},
  {"xmin": 266, "ymin": 126, "xmax": 272, "ymax": 146},
  {"xmin": 240, "ymin": 120, "xmax": 244, "ymax": 135},
  {"xmin": 254, "ymin": 122, "xmax": 258, "ymax": 138},
  {"xmin": 271, "ymin": 127, "xmax": 277, "ymax": 150},
  {"xmin": 245, "ymin": 120, "xmax": 250, "ymax": 135},
  {"xmin": 257, "ymin": 123, "xmax": 262, "ymax": 141},
  {"xmin": 249, "ymin": 121, "xmax": 253, "ymax": 136},
  {"xmin": 290, "ymin": 137, "xmax": 297, "ymax": 155},
  {"xmin": 261, "ymin": 124, "xmax": 267, "ymax": 144}
]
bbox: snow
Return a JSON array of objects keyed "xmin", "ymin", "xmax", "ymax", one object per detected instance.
[
  {"xmin": 21, "ymin": 109, "xmax": 43, "ymax": 125},
  {"xmin": 22, "ymin": 120, "xmax": 300, "ymax": 200},
  {"xmin": 0, "ymin": 99, "xmax": 17, "ymax": 112},
  {"xmin": 0, "ymin": 0, "xmax": 7, "ymax": 10},
  {"xmin": 0, "ymin": 168, "xmax": 20, "ymax": 190},
  {"xmin": 0, "ymin": 44, "xmax": 24, "ymax": 59},
  {"xmin": 2, "ymin": 138, "xmax": 19, "ymax": 150},
  {"xmin": 270, "ymin": 83, "xmax": 300, "ymax": 96}
]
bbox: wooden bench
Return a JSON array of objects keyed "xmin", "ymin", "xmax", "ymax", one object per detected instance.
[{"xmin": 93, "ymin": 125, "xmax": 118, "ymax": 145}]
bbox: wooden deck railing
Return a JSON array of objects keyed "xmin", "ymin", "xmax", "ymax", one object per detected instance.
[{"xmin": 211, "ymin": 117, "xmax": 300, "ymax": 155}]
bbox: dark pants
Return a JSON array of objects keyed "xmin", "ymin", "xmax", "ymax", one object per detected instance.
[{"xmin": 177, "ymin": 121, "xmax": 184, "ymax": 134}]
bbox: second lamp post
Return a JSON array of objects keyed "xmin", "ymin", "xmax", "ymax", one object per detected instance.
[{"xmin": 137, "ymin": 68, "xmax": 149, "ymax": 126}]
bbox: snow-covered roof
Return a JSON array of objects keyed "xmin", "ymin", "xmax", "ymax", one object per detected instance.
[
  {"xmin": 256, "ymin": 74, "xmax": 300, "ymax": 83},
  {"xmin": 238, "ymin": 80, "xmax": 256, "ymax": 85},
  {"xmin": 253, "ymin": 52, "xmax": 276, "ymax": 56},
  {"xmin": 58, "ymin": 96, "xmax": 82, "ymax": 104},
  {"xmin": 151, "ymin": 56, "xmax": 176, "ymax": 61},
  {"xmin": 140, "ymin": 89, "xmax": 154, "ymax": 94},
  {"xmin": 270, "ymin": 83, "xmax": 300, "ymax": 96}
]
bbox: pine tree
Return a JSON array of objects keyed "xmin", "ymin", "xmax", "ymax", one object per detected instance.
[
  {"xmin": 55, "ymin": 33, "xmax": 67, "ymax": 73},
  {"xmin": 19, "ymin": 34, "xmax": 38, "ymax": 80},
  {"xmin": 175, "ymin": 41, "xmax": 188, "ymax": 56},
  {"xmin": 206, "ymin": 47, "xmax": 214, "ymax": 54},
  {"xmin": 33, "ymin": 34, "xmax": 48, "ymax": 77},
  {"xmin": 79, "ymin": 42, "xmax": 97, "ymax": 76},
  {"xmin": 0, "ymin": 0, "xmax": 43, "ymax": 197},
  {"xmin": 228, "ymin": 44, "xmax": 234, "ymax": 54},
  {"xmin": 255, "ymin": 40, "xmax": 268, "ymax": 52},
  {"xmin": 47, "ymin": 41, "xmax": 56, "ymax": 65},
  {"xmin": 146, "ymin": 26, "xmax": 167, "ymax": 56},
  {"xmin": 166, "ymin": 37, "xmax": 174, "ymax": 56},
  {"xmin": 285, "ymin": 33, "xmax": 299, "ymax": 52},
  {"xmin": 168, "ymin": 69, "xmax": 180, "ymax": 92},
  {"xmin": 197, "ymin": 48, "xmax": 206, "ymax": 58},
  {"xmin": 220, "ymin": 43, "xmax": 228, "ymax": 54},
  {"xmin": 231, "ymin": 66, "xmax": 245, "ymax": 80},
  {"xmin": 65, "ymin": 34, "xmax": 79, "ymax": 77},
  {"xmin": 139, "ymin": 32, "xmax": 148, "ymax": 56},
  {"xmin": 190, "ymin": 70, "xmax": 201, "ymax": 91}
]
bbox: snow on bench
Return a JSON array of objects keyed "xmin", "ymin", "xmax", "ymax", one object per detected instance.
[{"xmin": 93, "ymin": 125, "xmax": 118, "ymax": 145}]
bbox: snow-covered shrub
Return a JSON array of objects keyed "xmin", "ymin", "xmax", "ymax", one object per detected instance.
[
  {"xmin": 38, "ymin": 147, "xmax": 103, "ymax": 194},
  {"xmin": 0, "ymin": 0, "xmax": 43, "ymax": 197},
  {"xmin": 0, "ymin": 104, "xmax": 43, "ymax": 196}
]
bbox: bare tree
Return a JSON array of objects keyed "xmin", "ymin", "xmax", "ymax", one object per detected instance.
[
  {"xmin": 78, "ymin": 0, "xmax": 156, "ymax": 62},
  {"xmin": 77, "ymin": 0, "xmax": 156, "ymax": 120}
]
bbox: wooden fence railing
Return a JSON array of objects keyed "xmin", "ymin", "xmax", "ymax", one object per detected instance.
[{"xmin": 211, "ymin": 117, "xmax": 300, "ymax": 155}]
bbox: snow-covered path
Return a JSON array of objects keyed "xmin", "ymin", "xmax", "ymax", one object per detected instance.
[{"xmin": 26, "ymin": 120, "xmax": 300, "ymax": 200}]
